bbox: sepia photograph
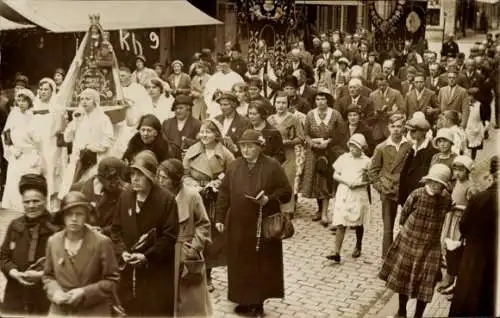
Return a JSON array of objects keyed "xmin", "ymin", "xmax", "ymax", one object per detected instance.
[{"xmin": 0, "ymin": 0, "xmax": 498, "ymax": 317}]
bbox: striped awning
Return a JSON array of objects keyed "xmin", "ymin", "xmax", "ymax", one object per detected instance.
[{"xmin": 0, "ymin": 0, "xmax": 222, "ymax": 33}]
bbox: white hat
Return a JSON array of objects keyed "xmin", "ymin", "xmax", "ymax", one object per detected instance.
[
  {"xmin": 347, "ymin": 133, "xmax": 367, "ymax": 151},
  {"xmin": 433, "ymin": 128, "xmax": 455, "ymax": 148},
  {"xmin": 338, "ymin": 57, "xmax": 350, "ymax": 66},
  {"xmin": 348, "ymin": 78, "xmax": 362, "ymax": 87},
  {"xmin": 15, "ymin": 88, "xmax": 35, "ymax": 102},
  {"xmin": 452, "ymin": 155, "xmax": 474, "ymax": 172},
  {"xmin": 421, "ymin": 164, "xmax": 452, "ymax": 189}
]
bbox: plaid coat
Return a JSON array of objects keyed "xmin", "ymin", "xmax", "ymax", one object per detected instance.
[{"xmin": 379, "ymin": 187, "xmax": 451, "ymax": 302}]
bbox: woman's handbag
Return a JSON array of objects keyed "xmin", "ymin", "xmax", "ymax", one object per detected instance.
[
  {"xmin": 256, "ymin": 204, "xmax": 295, "ymax": 251},
  {"xmin": 181, "ymin": 244, "xmax": 205, "ymax": 286}
]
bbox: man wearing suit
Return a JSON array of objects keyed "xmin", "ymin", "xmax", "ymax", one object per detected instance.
[
  {"xmin": 437, "ymin": 66, "xmax": 470, "ymax": 128},
  {"xmin": 400, "ymin": 66, "xmax": 417, "ymax": 96},
  {"xmin": 368, "ymin": 75, "xmax": 405, "ymax": 144},
  {"xmin": 460, "ymin": 58, "xmax": 482, "ymax": 89},
  {"xmin": 214, "ymin": 92, "xmax": 252, "ymax": 157},
  {"xmin": 293, "ymin": 69, "xmax": 317, "ymax": 106},
  {"xmin": 425, "ymin": 63, "xmax": 447, "ymax": 93},
  {"xmin": 383, "ymin": 60, "xmax": 403, "ymax": 93},
  {"xmin": 362, "ymin": 52, "xmax": 382, "ymax": 89},
  {"xmin": 314, "ymin": 41, "xmax": 334, "ymax": 66},
  {"xmin": 440, "ymin": 33, "xmax": 460, "ymax": 58},
  {"xmin": 336, "ymin": 78, "xmax": 373, "ymax": 120},
  {"xmin": 405, "ymin": 73, "xmax": 439, "ymax": 122},
  {"xmin": 285, "ymin": 48, "xmax": 314, "ymax": 85},
  {"xmin": 353, "ymin": 41, "xmax": 369, "ymax": 66}
]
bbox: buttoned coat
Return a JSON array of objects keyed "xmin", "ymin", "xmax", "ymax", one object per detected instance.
[
  {"xmin": 168, "ymin": 73, "xmax": 191, "ymax": 96},
  {"xmin": 404, "ymin": 88, "xmax": 438, "ymax": 119},
  {"xmin": 111, "ymin": 185, "xmax": 179, "ymax": 317},
  {"xmin": 362, "ymin": 62, "xmax": 382, "ymax": 88},
  {"xmin": 43, "ymin": 227, "xmax": 120, "ymax": 316},
  {"xmin": 335, "ymin": 94, "xmax": 373, "ymax": 120},
  {"xmin": 214, "ymin": 112, "xmax": 252, "ymax": 157},
  {"xmin": 367, "ymin": 88, "xmax": 405, "ymax": 142},
  {"xmin": 437, "ymin": 85, "xmax": 470, "ymax": 128}
]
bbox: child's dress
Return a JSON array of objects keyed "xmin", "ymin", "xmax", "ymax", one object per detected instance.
[
  {"xmin": 441, "ymin": 179, "xmax": 474, "ymax": 244},
  {"xmin": 331, "ymin": 152, "xmax": 371, "ymax": 227},
  {"xmin": 449, "ymin": 125, "xmax": 467, "ymax": 155},
  {"xmin": 465, "ymin": 101, "xmax": 485, "ymax": 151}
]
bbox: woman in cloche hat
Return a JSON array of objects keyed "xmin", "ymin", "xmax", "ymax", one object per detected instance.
[
  {"xmin": 379, "ymin": 163, "xmax": 452, "ymax": 318},
  {"xmin": 214, "ymin": 129, "xmax": 292, "ymax": 316},
  {"xmin": 111, "ymin": 150, "xmax": 179, "ymax": 316},
  {"xmin": 156, "ymin": 158, "xmax": 212, "ymax": 317},
  {"xmin": 44, "ymin": 191, "xmax": 119, "ymax": 316}
]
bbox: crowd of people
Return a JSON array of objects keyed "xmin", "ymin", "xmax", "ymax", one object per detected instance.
[{"xmin": 0, "ymin": 27, "xmax": 498, "ymax": 317}]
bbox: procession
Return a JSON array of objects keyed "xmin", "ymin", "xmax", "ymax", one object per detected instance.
[{"xmin": 0, "ymin": 0, "xmax": 498, "ymax": 317}]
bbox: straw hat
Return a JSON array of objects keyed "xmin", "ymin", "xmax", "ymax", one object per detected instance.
[
  {"xmin": 215, "ymin": 91, "xmax": 238, "ymax": 104},
  {"xmin": 452, "ymin": 155, "xmax": 474, "ymax": 172},
  {"xmin": 347, "ymin": 133, "xmax": 367, "ymax": 151},
  {"xmin": 421, "ymin": 164, "xmax": 452, "ymax": 189},
  {"xmin": 433, "ymin": 128, "xmax": 455, "ymax": 148},
  {"xmin": 406, "ymin": 116, "xmax": 430, "ymax": 131},
  {"xmin": 54, "ymin": 191, "xmax": 93, "ymax": 225}
]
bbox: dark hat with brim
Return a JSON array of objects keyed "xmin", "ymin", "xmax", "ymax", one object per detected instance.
[
  {"xmin": 237, "ymin": 129, "xmax": 266, "ymax": 146},
  {"xmin": 172, "ymin": 94, "xmax": 193, "ymax": 111},
  {"xmin": 282, "ymin": 75, "xmax": 299, "ymax": 89},
  {"xmin": 54, "ymin": 191, "xmax": 93, "ymax": 226},
  {"xmin": 97, "ymin": 156, "xmax": 126, "ymax": 180},
  {"xmin": 130, "ymin": 150, "xmax": 159, "ymax": 183}
]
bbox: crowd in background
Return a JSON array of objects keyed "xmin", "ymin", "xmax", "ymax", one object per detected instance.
[{"xmin": 0, "ymin": 27, "xmax": 498, "ymax": 317}]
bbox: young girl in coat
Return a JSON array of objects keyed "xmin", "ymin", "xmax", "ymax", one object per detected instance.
[
  {"xmin": 379, "ymin": 163, "xmax": 452, "ymax": 318},
  {"xmin": 438, "ymin": 155, "xmax": 475, "ymax": 300},
  {"xmin": 430, "ymin": 128, "xmax": 457, "ymax": 169},
  {"xmin": 326, "ymin": 134, "xmax": 370, "ymax": 263},
  {"xmin": 465, "ymin": 93, "xmax": 488, "ymax": 160}
]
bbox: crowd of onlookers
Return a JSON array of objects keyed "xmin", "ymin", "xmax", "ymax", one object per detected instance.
[{"xmin": 0, "ymin": 26, "xmax": 498, "ymax": 317}]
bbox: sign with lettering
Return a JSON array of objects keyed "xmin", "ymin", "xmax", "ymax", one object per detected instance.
[{"xmin": 109, "ymin": 28, "xmax": 161, "ymax": 68}]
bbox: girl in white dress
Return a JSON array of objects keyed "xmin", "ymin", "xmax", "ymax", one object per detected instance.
[
  {"xmin": 326, "ymin": 133, "xmax": 371, "ymax": 263},
  {"xmin": 1, "ymin": 89, "xmax": 43, "ymax": 211}
]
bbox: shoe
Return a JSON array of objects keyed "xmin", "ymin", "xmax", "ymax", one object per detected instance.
[
  {"xmin": 320, "ymin": 220, "xmax": 329, "ymax": 227},
  {"xmin": 312, "ymin": 213, "xmax": 321, "ymax": 221},
  {"xmin": 234, "ymin": 304, "xmax": 252, "ymax": 314},
  {"xmin": 352, "ymin": 247, "xmax": 361, "ymax": 258},
  {"xmin": 329, "ymin": 225, "xmax": 337, "ymax": 232},
  {"xmin": 326, "ymin": 253, "xmax": 341, "ymax": 263},
  {"xmin": 436, "ymin": 280, "xmax": 453, "ymax": 293},
  {"xmin": 207, "ymin": 280, "xmax": 215, "ymax": 293},
  {"xmin": 484, "ymin": 130, "xmax": 489, "ymax": 140},
  {"xmin": 249, "ymin": 304, "xmax": 264, "ymax": 317}
]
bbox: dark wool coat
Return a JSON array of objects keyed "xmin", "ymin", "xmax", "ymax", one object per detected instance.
[
  {"xmin": 261, "ymin": 123, "xmax": 286, "ymax": 164},
  {"xmin": 379, "ymin": 187, "xmax": 451, "ymax": 303},
  {"xmin": 0, "ymin": 212, "xmax": 57, "ymax": 315},
  {"xmin": 398, "ymin": 141, "xmax": 438, "ymax": 205},
  {"xmin": 162, "ymin": 116, "xmax": 201, "ymax": 160},
  {"xmin": 122, "ymin": 133, "xmax": 171, "ymax": 164},
  {"xmin": 43, "ymin": 227, "xmax": 120, "ymax": 316},
  {"xmin": 111, "ymin": 185, "xmax": 179, "ymax": 317},
  {"xmin": 215, "ymin": 155, "xmax": 292, "ymax": 305},
  {"xmin": 214, "ymin": 112, "xmax": 252, "ymax": 157},
  {"xmin": 449, "ymin": 182, "xmax": 498, "ymax": 317}
]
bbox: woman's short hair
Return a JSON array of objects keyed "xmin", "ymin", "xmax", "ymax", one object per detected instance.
[
  {"xmin": 232, "ymin": 82, "xmax": 248, "ymax": 92},
  {"xmin": 148, "ymin": 78, "xmax": 164, "ymax": 94},
  {"xmin": 273, "ymin": 91, "xmax": 289, "ymax": 108},
  {"xmin": 200, "ymin": 119, "xmax": 222, "ymax": 141},
  {"xmin": 158, "ymin": 159, "xmax": 184, "ymax": 188},
  {"xmin": 248, "ymin": 99, "xmax": 272, "ymax": 120},
  {"xmin": 442, "ymin": 110, "xmax": 460, "ymax": 126}
]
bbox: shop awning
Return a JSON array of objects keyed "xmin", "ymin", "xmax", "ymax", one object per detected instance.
[
  {"xmin": 1, "ymin": 0, "xmax": 222, "ymax": 33},
  {"xmin": 477, "ymin": 0, "xmax": 499, "ymax": 4},
  {"xmin": 0, "ymin": 15, "xmax": 34, "ymax": 30}
]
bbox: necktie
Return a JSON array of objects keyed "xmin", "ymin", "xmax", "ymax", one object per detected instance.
[{"xmin": 367, "ymin": 64, "xmax": 373, "ymax": 81}]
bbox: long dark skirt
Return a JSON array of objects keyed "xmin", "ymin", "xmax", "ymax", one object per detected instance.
[{"xmin": 202, "ymin": 191, "xmax": 226, "ymax": 268}]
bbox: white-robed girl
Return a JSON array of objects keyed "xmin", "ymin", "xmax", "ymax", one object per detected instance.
[
  {"xmin": 58, "ymin": 88, "xmax": 114, "ymax": 200},
  {"xmin": 32, "ymin": 78, "xmax": 68, "ymax": 210},
  {"xmin": 1, "ymin": 89, "xmax": 43, "ymax": 211}
]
